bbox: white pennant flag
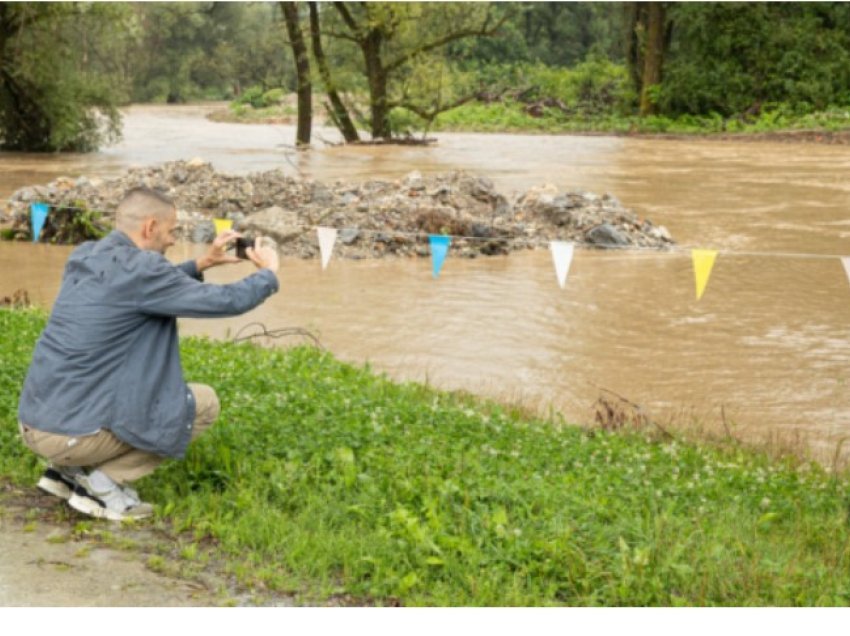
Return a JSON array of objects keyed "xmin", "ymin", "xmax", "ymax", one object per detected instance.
[
  {"xmin": 317, "ymin": 227, "xmax": 338, "ymax": 270},
  {"xmin": 550, "ymin": 241, "xmax": 574, "ymax": 289},
  {"xmin": 841, "ymin": 257, "xmax": 850, "ymax": 288}
]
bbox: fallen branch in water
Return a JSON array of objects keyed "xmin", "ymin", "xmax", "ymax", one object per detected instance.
[
  {"xmin": 589, "ymin": 383, "xmax": 674, "ymax": 440},
  {"xmin": 1, "ymin": 288, "xmax": 30, "ymax": 308},
  {"xmin": 232, "ymin": 321, "xmax": 323, "ymax": 348}
]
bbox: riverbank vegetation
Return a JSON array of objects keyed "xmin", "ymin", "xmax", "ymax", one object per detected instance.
[
  {"xmin": 219, "ymin": 2, "xmax": 850, "ymax": 142},
  {"xmin": 6, "ymin": 3, "xmax": 850, "ymax": 151},
  {"xmin": 429, "ymin": 100, "xmax": 850, "ymax": 137},
  {"xmin": 219, "ymin": 57, "xmax": 850, "ymax": 139},
  {"xmin": 3, "ymin": 307, "xmax": 850, "ymax": 606}
]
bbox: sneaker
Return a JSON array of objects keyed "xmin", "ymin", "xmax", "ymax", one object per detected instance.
[
  {"xmin": 121, "ymin": 484, "xmax": 143, "ymax": 505},
  {"xmin": 68, "ymin": 470, "xmax": 153, "ymax": 521},
  {"xmin": 37, "ymin": 465, "xmax": 85, "ymax": 500}
]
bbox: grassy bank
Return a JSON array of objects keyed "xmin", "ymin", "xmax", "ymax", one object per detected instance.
[
  {"xmin": 3, "ymin": 307, "xmax": 850, "ymax": 606},
  {"xmin": 428, "ymin": 102, "xmax": 850, "ymax": 137},
  {"xmin": 207, "ymin": 103, "xmax": 298, "ymax": 125},
  {"xmin": 212, "ymin": 95, "xmax": 850, "ymax": 139}
]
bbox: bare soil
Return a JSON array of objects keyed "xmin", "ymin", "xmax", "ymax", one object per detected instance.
[{"xmin": 0, "ymin": 484, "xmax": 263, "ymax": 607}]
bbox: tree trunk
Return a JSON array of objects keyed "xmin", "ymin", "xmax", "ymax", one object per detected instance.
[
  {"xmin": 639, "ymin": 2, "xmax": 665, "ymax": 116},
  {"xmin": 281, "ymin": 2, "xmax": 311, "ymax": 147},
  {"xmin": 362, "ymin": 30, "xmax": 390, "ymax": 139},
  {"xmin": 0, "ymin": 4, "xmax": 8, "ymax": 68},
  {"xmin": 331, "ymin": 1, "xmax": 506, "ymax": 141},
  {"xmin": 307, "ymin": 2, "xmax": 358, "ymax": 142},
  {"xmin": 624, "ymin": 2, "xmax": 646, "ymax": 101}
]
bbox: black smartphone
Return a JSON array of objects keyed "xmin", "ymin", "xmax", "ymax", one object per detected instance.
[{"xmin": 234, "ymin": 236, "xmax": 255, "ymax": 259}]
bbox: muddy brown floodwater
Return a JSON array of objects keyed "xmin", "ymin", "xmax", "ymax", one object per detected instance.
[{"xmin": 3, "ymin": 103, "xmax": 850, "ymax": 468}]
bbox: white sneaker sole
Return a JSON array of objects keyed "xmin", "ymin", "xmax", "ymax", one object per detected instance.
[
  {"xmin": 68, "ymin": 491, "xmax": 152, "ymax": 521},
  {"xmin": 37, "ymin": 476, "xmax": 73, "ymax": 500}
]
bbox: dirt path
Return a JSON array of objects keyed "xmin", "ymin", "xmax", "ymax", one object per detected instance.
[{"xmin": 0, "ymin": 485, "xmax": 232, "ymax": 607}]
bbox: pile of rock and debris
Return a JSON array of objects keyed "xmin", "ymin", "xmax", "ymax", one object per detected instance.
[{"xmin": 2, "ymin": 159, "xmax": 674, "ymax": 258}]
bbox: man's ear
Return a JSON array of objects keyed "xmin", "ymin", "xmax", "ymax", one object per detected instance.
[{"xmin": 140, "ymin": 217, "xmax": 157, "ymax": 239}]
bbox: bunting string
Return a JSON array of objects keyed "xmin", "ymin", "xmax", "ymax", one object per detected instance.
[
  {"xmin": 12, "ymin": 200, "xmax": 850, "ymax": 261},
  {"xmin": 13, "ymin": 200, "xmax": 850, "ymax": 298}
]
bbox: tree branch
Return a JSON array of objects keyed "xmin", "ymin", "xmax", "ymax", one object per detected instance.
[
  {"xmin": 398, "ymin": 91, "xmax": 479, "ymax": 121},
  {"xmin": 333, "ymin": 2, "xmax": 360, "ymax": 39},
  {"xmin": 320, "ymin": 28, "xmax": 358, "ymax": 42},
  {"xmin": 385, "ymin": 11, "xmax": 509, "ymax": 73}
]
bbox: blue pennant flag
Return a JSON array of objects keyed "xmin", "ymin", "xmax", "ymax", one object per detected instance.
[
  {"xmin": 429, "ymin": 234, "xmax": 451, "ymax": 278},
  {"xmin": 30, "ymin": 202, "xmax": 49, "ymax": 242}
]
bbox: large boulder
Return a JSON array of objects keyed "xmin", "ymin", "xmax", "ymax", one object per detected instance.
[
  {"xmin": 586, "ymin": 223, "xmax": 631, "ymax": 247},
  {"xmin": 239, "ymin": 205, "xmax": 302, "ymax": 244}
]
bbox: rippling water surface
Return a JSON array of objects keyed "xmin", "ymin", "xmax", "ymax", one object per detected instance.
[{"xmin": 3, "ymin": 104, "xmax": 850, "ymax": 463}]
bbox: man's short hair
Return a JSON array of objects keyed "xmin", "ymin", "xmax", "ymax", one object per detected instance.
[{"xmin": 115, "ymin": 187, "xmax": 176, "ymax": 232}]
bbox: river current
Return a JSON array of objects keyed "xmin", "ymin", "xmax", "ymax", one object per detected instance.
[{"xmin": 3, "ymin": 104, "xmax": 850, "ymax": 464}]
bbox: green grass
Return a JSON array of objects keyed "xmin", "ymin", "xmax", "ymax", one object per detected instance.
[
  {"xmin": 216, "ymin": 98, "xmax": 850, "ymax": 138},
  {"xmin": 430, "ymin": 102, "xmax": 850, "ymax": 137},
  {"xmin": 208, "ymin": 103, "xmax": 298, "ymax": 124},
  {"xmin": 3, "ymin": 307, "xmax": 850, "ymax": 605}
]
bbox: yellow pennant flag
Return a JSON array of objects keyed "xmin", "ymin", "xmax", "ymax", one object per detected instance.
[
  {"xmin": 213, "ymin": 218, "xmax": 233, "ymax": 235},
  {"xmin": 691, "ymin": 249, "xmax": 718, "ymax": 300}
]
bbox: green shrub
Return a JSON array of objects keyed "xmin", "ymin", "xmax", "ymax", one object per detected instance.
[
  {"xmin": 528, "ymin": 57, "xmax": 632, "ymax": 115},
  {"xmin": 234, "ymin": 85, "xmax": 266, "ymax": 109},
  {"xmin": 233, "ymin": 86, "xmax": 287, "ymax": 110},
  {"xmin": 261, "ymin": 88, "xmax": 285, "ymax": 107},
  {"xmin": 387, "ymin": 107, "xmax": 424, "ymax": 135}
]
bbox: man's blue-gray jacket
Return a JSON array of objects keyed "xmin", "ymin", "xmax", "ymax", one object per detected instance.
[{"xmin": 18, "ymin": 230, "xmax": 279, "ymax": 458}]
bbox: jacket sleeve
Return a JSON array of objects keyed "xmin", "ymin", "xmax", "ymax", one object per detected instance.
[
  {"xmin": 176, "ymin": 259, "xmax": 204, "ymax": 281},
  {"xmin": 135, "ymin": 254, "xmax": 279, "ymax": 318}
]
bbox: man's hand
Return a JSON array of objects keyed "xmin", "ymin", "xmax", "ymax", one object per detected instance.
[
  {"xmin": 196, "ymin": 230, "xmax": 241, "ymax": 272},
  {"xmin": 247, "ymin": 237, "xmax": 280, "ymax": 273}
]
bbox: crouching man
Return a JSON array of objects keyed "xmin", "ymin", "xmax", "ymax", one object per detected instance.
[{"xmin": 18, "ymin": 186, "xmax": 279, "ymax": 521}]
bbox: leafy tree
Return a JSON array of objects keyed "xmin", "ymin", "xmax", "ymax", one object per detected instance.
[
  {"xmin": 0, "ymin": 2, "xmax": 128, "ymax": 151},
  {"xmin": 129, "ymin": 2, "xmax": 292, "ymax": 103},
  {"xmin": 128, "ymin": 3, "xmax": 208, "ymax": 103},
  {"xmin": 447, "ymin": 3, "xmax": 625, "ymax": 68},
  {"xmin": 659, "ymin": 2, "xmax": 850, "ymax": 117},
  {"xmin": 328, "ymin": 1, "xmax": 508, "ymax": 139},
  {"xmin": 207, "ymin": 2, "xmax": 292, "ymax": 96}
]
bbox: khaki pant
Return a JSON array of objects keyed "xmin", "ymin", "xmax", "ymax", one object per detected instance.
[{"xmin": 19, "ymin": 383, "xmax": 219, "ymax": 485}]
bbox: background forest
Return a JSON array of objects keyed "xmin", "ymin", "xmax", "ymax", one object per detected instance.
[{"xmin": 3, "ymin": 2, "xmax": 850, "ymax": 151}]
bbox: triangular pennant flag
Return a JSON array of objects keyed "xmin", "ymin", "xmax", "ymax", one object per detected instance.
[
  {"xmin": 213, "ymin": 218, "xmax": 233, "ymax": 235},
  {"xmin": 550, "ymin": 241, "xmax": 574, "ymax": 289},
  {"xmin": 317, "ymin": 227, "xmax": 338, "ymax": 270},
  {"xmin": 692, "ymin": 249, "xmax": 718, "ymax": 300},
  {"xmin": 429, "ymin": 234, "xmax": 451, "ymax": 278},
  {"xmin": 841, "ymin": 257, "xmax": 850, "ymax": 287},
  {"xmin": 30, "ymin": 202, "xmax": 49, "ymax": 242}
]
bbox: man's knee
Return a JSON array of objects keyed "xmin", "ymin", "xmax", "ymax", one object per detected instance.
[
  {"xmin": 19, "ymin": 423, "xmax": 132, "ymax": 467},
  {"xmin": 189, "ymin": 383, "xmax": 220, "ymax": 435}
]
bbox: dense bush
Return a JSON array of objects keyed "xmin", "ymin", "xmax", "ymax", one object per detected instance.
[
  {"xmin": 233, "ymin": 85, "xmax": 286, "ymax": 110},
  {"xmin": 660, "ymin": 3, "xmax": 850, "ymax": 117},
  {"xmin": 0, "ymin": 4, "xmax": 124, "ymax": 151}
]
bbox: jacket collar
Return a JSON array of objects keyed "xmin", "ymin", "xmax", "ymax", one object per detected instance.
[{"xmin": 104, "ymin": 230, "xmax": 138, "ymax": 249}]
